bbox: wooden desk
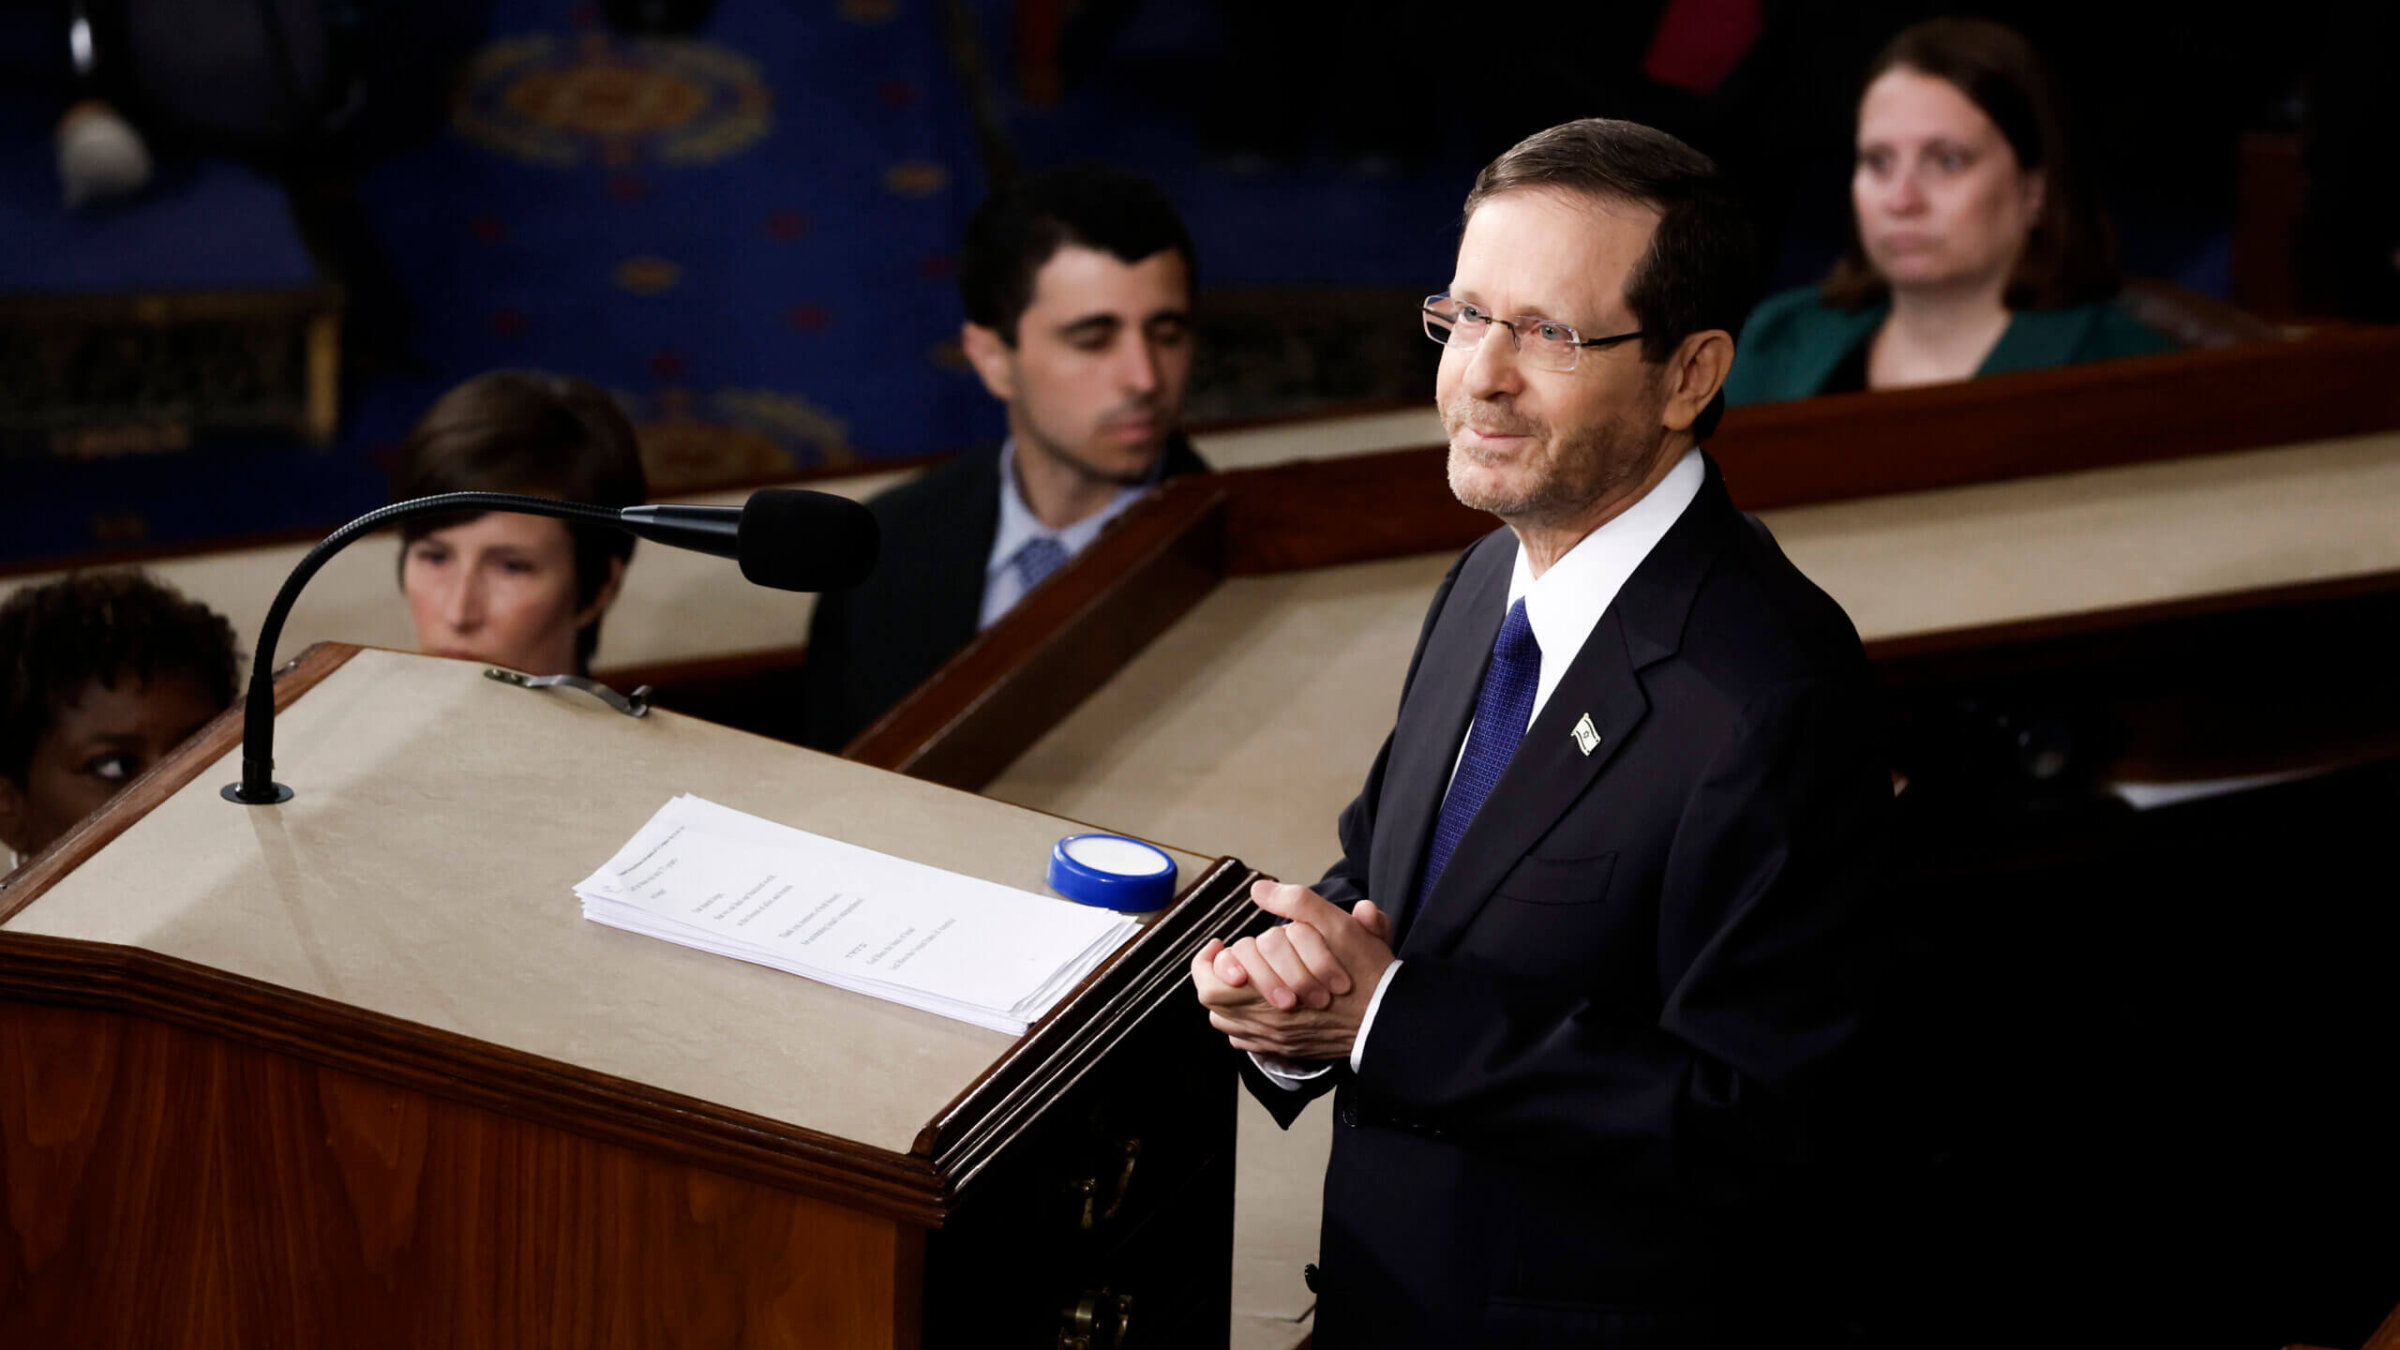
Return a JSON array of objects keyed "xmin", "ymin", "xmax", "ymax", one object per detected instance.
[{"xmin": 0, "ymin": 646, "xmax": 1273, "ymax": 1348}]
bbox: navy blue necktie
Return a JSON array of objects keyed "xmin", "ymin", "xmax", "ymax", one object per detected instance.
[{"xmin": 1413, "ymin": 598, "xmax": 1541, "ymax": 919}]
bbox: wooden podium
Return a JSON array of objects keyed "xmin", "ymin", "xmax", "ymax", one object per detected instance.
[{"xmin": 0, "ymin": 645, "xmax": 1270, "ymax": 1349}]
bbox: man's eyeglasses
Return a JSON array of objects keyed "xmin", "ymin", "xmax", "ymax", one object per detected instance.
[{"xmin": 1421, "ymin": 294, "xmax": 1647, "ymax": 373}]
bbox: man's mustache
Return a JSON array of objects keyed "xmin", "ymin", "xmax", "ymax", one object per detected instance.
[
  {"xmin": 1098, "ymin": 399, "xmax": 1165, "ymax": 430},
  {"xmin": 1442, "ymin": 399, "xmax": 1542, "ymax": 440}
]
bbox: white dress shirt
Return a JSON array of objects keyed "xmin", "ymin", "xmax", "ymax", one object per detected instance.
[
  {"xmin": 979, "ymin": 439, "xmax": 1151, "ymax": 630},
  {"xmin": 1254, "ymin": 447, "xmax": 1706, "ymax": 1090}
]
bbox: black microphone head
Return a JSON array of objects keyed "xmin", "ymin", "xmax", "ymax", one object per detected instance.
[{"xmin": 736, "ymin": 489, "xmax": 880, "ymax": 592}]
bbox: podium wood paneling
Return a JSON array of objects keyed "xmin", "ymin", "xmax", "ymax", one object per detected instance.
[{"xmin": 0, "ymin": 1003, "xmax": 914, "ymax": 1350}]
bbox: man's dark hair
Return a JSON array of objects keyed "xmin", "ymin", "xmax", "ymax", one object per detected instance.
[
  {"xmin": 1821, "ymin": 17, "xmax": 2119, "ymax": 312},
  {"xmin": 958, "ymin": 165, "xmax": 1197, "ymax": 344},
  {"xmin": 0, "ymin": 570, "xmax": 240, "ymax": 787},
  {"xmin": 390, "ymin": 370, "xmax": 649, "ymax": 671},
  {"xmin": 1464, "ymin": 118, "xmax": 1760, "ymax": 441}
]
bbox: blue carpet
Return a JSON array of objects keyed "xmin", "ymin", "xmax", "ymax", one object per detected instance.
[{"xmin": 345, "ymin": 0, "xmax": 998, "ymax": 488}]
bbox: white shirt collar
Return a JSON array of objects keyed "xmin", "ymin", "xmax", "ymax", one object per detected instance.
[
  {"xmin": 985, "ymin": 437, "xmax": 1152, "ymax": 579},
  {"xmin": 1506, "ymin": 447, "xmax": 1705, "ymax": 719}
]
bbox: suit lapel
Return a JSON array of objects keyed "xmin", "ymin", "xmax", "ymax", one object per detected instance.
[
  {"xmin": 1373, "ymin": 532, "xmax": 1514, "ymax": 935},
  {"xmin": 929, "ymin": 448, "xmax": 1005, "ymax": 656},
  {"xmin": 1396, "ymin": 461, "xmax": 1741, "ymax": 958},
  {"xmin": 1398, "ymin": 610, "xmax": 1650, "ymax": 957}
]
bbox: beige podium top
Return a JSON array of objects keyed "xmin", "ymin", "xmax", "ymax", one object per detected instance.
[{"xmin": 3, "ymin": 647, "xmax": 1207, "ymax": 1156}]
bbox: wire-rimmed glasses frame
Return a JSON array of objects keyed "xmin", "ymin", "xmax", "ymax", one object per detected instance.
[{"xmin": 1421, "ymin": 293, "xmax": 1647, "ymax": 373}]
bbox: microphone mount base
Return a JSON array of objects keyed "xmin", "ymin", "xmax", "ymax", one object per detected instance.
[{"xmin": 222, "ymin": 781, "xmax": 295, "ymax": 805}]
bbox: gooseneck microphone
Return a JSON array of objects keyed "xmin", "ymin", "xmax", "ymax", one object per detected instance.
[
  {"xmin": 619, "ymin": 489, "xmax": 881, "ymax": 591},
  {"xmin": 223, "ymin": 488, "xmax": 878, "ymax": 806}
]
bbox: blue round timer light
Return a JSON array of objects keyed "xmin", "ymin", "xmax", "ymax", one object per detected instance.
[{"xmin": 1048, "ymin": 833, "xmax": 1177, "ymax": 913}]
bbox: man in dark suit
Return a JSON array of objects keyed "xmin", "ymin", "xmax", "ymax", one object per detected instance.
[
  {"xmin": 1192, "ymin": 120, "xmax": 1895, "ymax": 1347},
  {"xmin": 800, "ymin": 167, "xmax": 1208, "ymax": 752}
]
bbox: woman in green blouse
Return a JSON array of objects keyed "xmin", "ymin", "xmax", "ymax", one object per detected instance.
[{"xmin": 1725, "ymin": 18, "xmax": 2175, "ymax": 406}]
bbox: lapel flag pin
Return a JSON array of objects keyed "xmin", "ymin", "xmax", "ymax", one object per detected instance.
[{"xmin": 1572, "ymin": 713, "xmax": 1602, "ymax": 756}]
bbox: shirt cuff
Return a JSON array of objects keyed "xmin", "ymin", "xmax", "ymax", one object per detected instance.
[
  {"xmin": 1249, "ymin": 1051, "xmax": 1335, "ymax": 1091},
  {"xmin": 1350, "ymin": 960, "xmax": 1403, "ymax": 1075}
]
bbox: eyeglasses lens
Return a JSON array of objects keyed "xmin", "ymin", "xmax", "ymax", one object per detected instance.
[{"xmin": 1421, "ymin": 300, "xmax": 1581, "ymax": 372}]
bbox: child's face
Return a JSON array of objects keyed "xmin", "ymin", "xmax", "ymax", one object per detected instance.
[{"xmin": 0, "ymin": 671, "xmax": 222, "ymax": 861}]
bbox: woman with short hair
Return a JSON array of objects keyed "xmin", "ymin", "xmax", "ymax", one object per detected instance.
[{"xmin": 390, "ymin": 371, "xmax": 649, "ymax": 677}]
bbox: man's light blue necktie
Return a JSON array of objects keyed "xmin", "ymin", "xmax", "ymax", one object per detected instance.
[
  {"xmin": 1412, "ymin": 597, "xmax": 1541, "ymax": 920},
  {"xmin": 1012, "ymin": 535, "xmax": 1070, "ymax": 593}
]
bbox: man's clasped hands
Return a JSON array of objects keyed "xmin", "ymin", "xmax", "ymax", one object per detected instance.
[{"xmin": 1191, "ymin": 880, "xmax": 1399, "ymax": 1066}]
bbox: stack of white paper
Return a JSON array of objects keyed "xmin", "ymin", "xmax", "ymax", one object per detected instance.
[{"xmin": 575, "ymin": 795, "xmax": 1146, "ymax": 1034}]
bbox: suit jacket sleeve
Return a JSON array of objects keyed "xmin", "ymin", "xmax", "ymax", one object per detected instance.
[
  {"xmin": 1352, "ymin": 674, "xmax": 1893, "ymax": 1201},
  {"xmin": 1233, "ymin": 549, "xmax": 1474, "ymax": 1129},
  {"xmin": 797, "ymin": 455, "xmax": 993, "ymax": 753},
  {"xmin": 798, "ymin": 582, "xmax": 857, "ymax": 750},
  {"xmin": 1315, "ymin": 547, "xmax": 1471, "ymax": 909}
]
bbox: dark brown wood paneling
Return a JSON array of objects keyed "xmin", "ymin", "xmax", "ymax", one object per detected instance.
[
  {"xmin": 0, "ymin": 1003, "xmax": 912, "ymax": 1350},
  {"xmin": 1201, "ymin": 327, "xmax": 2400, "ymax": 574},
  {"xmin": 1707, "ymin": 325, "xmax": 2400, "ymax": 512},
  {"xmin": 1220, "ymin": 446, "xmax": 1485, "ymax": 575},
  {"xmin": 847, "ymin": 479, "xmax": 1233, "ymax": 791},
  {"xmin": 0, "ymin": 931, "xmax": 951, "ymax": 1225}
]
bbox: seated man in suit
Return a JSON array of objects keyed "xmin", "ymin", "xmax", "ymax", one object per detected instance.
[
  {"xmin": 801, "ymin": 166, "xmax": 1208, "ymax": 751},
  {"xmin": 1192, "ymin": 119, "xmax": 1896, "ymax": 1348}
]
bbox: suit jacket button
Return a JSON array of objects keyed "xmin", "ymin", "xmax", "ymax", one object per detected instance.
[{"xmin": 1338, "ymin": 1102, "xmax": 1359, "ymax": 1128}]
